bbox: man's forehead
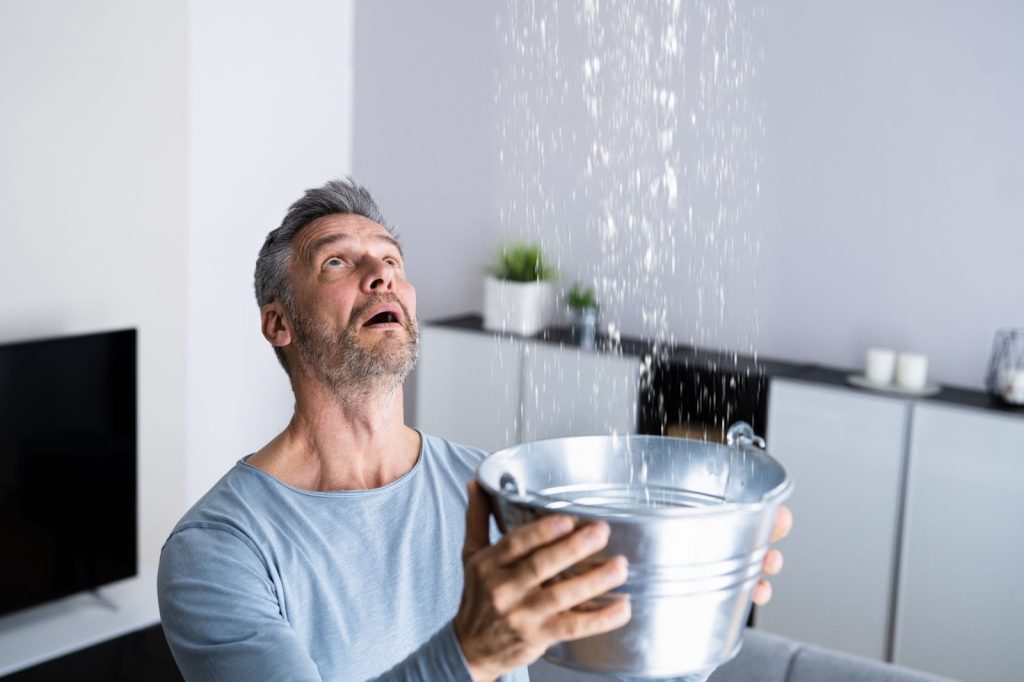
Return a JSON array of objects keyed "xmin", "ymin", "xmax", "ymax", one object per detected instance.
[
  {"xmin": 294, "ymin": 214, "xmax": 399, "ymax": 260},
  {"xmin": 299, "ymin": 213, "xmax": 390, "ymax": 242}
]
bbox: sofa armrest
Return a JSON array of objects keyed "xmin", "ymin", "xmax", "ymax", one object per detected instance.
[
  {"xmin": 529, "ymin": 628, "xmax": 954, "ymax": 682},
  {"xmin": 788, "ymin": 641, "xmax": 955, "ymax": 682},
  {"xmin": 710, "ymin": 629, "xmax": 954, "ymax": 682},
  {"xmin": 709, "ymin": 629, "xmax": 801, "ymax": 682}
]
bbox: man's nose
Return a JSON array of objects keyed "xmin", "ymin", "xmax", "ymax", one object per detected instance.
[{"xmin": 361, "ymin": 257, "xmax": 395, "ymax": 292}]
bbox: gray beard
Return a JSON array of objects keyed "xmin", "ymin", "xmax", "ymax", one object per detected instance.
[{"xmin": 288, "ymin": 298, "xmax": 420, "ymax": 406}]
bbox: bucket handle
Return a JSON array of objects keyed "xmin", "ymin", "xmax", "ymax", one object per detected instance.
[
  {"xmin": 497, "ymin": 472, "xmax": 574, "ymax": 511},
  {"xmin": 726, "ymin": 421, "xmax": 767, "ymax": 450}
]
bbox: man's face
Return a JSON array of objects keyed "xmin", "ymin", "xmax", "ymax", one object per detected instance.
[{"xmin": 283, "ymin": 213, "xmax": 419, "ymax": 396}]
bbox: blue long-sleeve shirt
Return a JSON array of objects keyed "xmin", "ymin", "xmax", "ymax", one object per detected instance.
[{"xmin": 157, "ymin": 431, "xmax": 529, "ymax": 681}]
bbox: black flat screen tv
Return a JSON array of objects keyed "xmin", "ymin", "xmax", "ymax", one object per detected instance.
[{"xmin": 0, "ymin": 328, "xmax": 137, "ymax": 618}]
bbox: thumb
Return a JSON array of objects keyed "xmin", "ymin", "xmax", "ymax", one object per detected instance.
[{"xmin": 462, "ymin": 480, "xmax": 491, "ymax": 562}]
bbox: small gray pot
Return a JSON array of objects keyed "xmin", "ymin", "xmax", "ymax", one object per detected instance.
[{"xmin": 570, "ymin": 306, "xmax": 599, "ymax": 349}]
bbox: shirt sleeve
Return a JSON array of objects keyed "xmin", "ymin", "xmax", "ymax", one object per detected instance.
[{"xmin": 157, "ymin": 524, "xmax": 476, "ymax": 682}]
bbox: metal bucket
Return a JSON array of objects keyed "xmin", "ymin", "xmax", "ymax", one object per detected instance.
[{"xmin": 477, "ymin": 422, "xmax": 792, "ymax": 679}]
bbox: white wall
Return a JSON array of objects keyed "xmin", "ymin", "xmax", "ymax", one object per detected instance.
[
  {"xmin": 0, "ymin": 0, "xmax": 357, "ymax": 578},
  {"xmin": 0, "ymin": 0, "xmax": 355, "ymax": 669},
  {"xmin": 0, "ymin": 0, "xmax": 188, "ymax": 573},
  {"xmin": 186, "ymin": 0, "xmax": 355, "ymax": 504},
  {"xmin": 352, "ymin": 0, "xmax": 501, "ymax": 324},
  {"xmin": 354, "ymin": 1, "xmax": 1024, "ymax": 390},
  {"xmin": 754, "ymin": 0, "xmax": 1024, "ymax": 388}
]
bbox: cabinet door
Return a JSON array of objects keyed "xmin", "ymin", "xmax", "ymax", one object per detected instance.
[
  {"xmin": 521, "ymin": 343, "xmax": 640, "ymax": 442},
  {"xmin": 893, "ymin": 403, "xmax": 1024, "ymax": 681},
  {"xmin": 414, "ymin": 326, "xmax": 522, "ymax": 452},
  {"xmin": 760, "ymin": 379, "xmax": 909, "ymax": 661}
]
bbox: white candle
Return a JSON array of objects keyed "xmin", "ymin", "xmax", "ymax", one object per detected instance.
[
  {"xmin": 896, "ymin": 352, "xmax": 928, "ymax": 391},
  {"xmin": 865, "ymin": 348, "xmax": 896, "ymax": 385}
]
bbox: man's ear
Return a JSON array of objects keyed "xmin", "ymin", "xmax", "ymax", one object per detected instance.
[{"xmin": 261, "ymin": 303, "xmax": 292, "ymax": 348}]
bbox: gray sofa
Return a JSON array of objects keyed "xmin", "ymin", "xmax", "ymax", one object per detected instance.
[{"xmin": 528, "ymin": 629, "xmax": 953, "ymax": 681}]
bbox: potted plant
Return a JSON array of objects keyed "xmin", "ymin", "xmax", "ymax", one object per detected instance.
[
  {"xmin": 567, "ymin": 281, "xmax": 599, "ymax": 349},
  {"xmin": 483, "ymin": 242, "xmax": 557, "ymax": 336}
]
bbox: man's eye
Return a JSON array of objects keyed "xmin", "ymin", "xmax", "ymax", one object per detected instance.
[
  {"xmin": 324, "ymin": 257, "xmax": 345, "ymax": 268},
  {"xmin": 385, "ymin": 257, "xmax": 401, "ymax": 267}
]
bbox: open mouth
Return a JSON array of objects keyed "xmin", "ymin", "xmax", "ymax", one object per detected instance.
[{"xmin": 362, "ymin": 309, "xmax": 403, "ymax": 328}]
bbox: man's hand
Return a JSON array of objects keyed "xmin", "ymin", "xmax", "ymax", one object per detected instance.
[
  {"xmin": 752, "ymin": 505, "xmax": 793, "ymax": 606},
  {"xmin": 454, "ymin": 482, "xmax": 630, "ymax": 682}
]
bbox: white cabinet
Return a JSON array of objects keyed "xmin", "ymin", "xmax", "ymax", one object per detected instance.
[
  {"xmin": 760, "ymin": 378, "xmax": 910, "ymax": 661},
  {"xmin": 415, "ymin": 325, "xmax": 1024, "ymax": 678},
  {"xmin": 414, "ymin": 325, "xmax": 523, "ymax": 452},
  {"xmin": 893, "ymin": 403, "xmax": 1024, "ymax": 682},
  {"xmin": 521, "ymin": 343, "xmax": 641, "ymax": 441},
  {"xmin": 414, "ymin": 325, "xmax": 641, "ymax": 452}
]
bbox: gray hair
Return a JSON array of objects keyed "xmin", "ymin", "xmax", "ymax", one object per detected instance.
[{"xmin": 254, "ymin": 177, "xmax": 395, "ymax": 374}]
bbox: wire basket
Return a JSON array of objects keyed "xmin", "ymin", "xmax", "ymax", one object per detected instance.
[{"xmin": 985, "ymin": 328, "xmax": 1024, "ymax": 405}]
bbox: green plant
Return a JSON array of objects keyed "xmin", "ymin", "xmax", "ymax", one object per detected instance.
[
  {"xmin": 567, "ymin": 281, "xmax": 598, "ymax": 310},
  {"xmin": 488, "ymin": 242, "xmax": 557, "ymax": 282}
]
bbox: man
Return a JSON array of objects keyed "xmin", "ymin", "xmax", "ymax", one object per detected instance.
[{"xmin": 158, "ymin": 178, "xmax": 790, "ymax": 681}]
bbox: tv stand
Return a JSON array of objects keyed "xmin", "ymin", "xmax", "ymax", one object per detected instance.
[
  {"xmin": 87, "ymin": 587, "xmax": 120, "ymax": 613},
  {"xmin": 0, "ymin": 569, "xmax": 158, "ymax": 677}
]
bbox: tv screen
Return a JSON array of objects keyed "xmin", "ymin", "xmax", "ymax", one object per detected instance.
[{"xmin": 0, "ymin": 329, "xmax": 136, "ymax": 618}]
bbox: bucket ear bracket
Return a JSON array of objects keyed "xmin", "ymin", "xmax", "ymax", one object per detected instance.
[
  {"xmin": 726, "ymin": 421, "xmax": 767, "ymax": 450},
  {"xmin": 499, "ymin": 472, "xmax": 524, "ymax": 497}
]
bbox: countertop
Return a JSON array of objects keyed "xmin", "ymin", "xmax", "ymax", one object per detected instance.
[{"xmin": 427, "ymin": 314, "xmax": 1024, "ymax": 420}]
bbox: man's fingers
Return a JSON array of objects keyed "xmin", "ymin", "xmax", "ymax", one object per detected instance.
[
  {"xmin": 752, "ymin": 507, "xmax": 788, "ymax": 607},
  {"xmin": 543, "ymin": 597, "xmax": 631, "ymax": 642},
  {"xmin": 491, "ymin": 515, "xmax": 585, "ymax": 566},
  {"xmin": 752, "ymin": 579, "xmax": 773, "ymax": 606},
  {"xmin": 771, "ymin": 505, "xmax": 793, "ymax": 543},
  {"xmin": 502, "ymin": 522, "xmax": 613, "ymax": 591},
  {"xmin": 525, "ymin": 555, "xmax": 628, "ymax": 617},
  {"xmin": 762, "ymin": 549, "xmax": 784, "ymax": 576},
  {"xmin": 462, "ymin": 481, "xmax": 492, "ymax": 561}
]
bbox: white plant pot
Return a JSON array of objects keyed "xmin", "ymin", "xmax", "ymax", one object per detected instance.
[{"xmin": 483, "ymin": 276, "xmax": 554, "ymax": 337}]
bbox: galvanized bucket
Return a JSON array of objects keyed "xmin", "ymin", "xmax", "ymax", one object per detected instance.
[{"xmin": 477, "ymin": 422, "xmax": 792, "ymax": 678}]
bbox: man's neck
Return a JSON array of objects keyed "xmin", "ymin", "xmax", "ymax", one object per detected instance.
[{"xmin": 250, "ymin": 378, "xmax": 420, "ymax": 492}]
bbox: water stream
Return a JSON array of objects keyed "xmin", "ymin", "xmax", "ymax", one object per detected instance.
[{"xmin": 496, "ymin": 0, "xmax": 765, "ymax": 446}]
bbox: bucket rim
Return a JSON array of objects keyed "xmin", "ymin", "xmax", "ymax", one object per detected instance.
[{"xmin": 477, "ymin": 433, "xmax": 793, "ymax": 521}]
